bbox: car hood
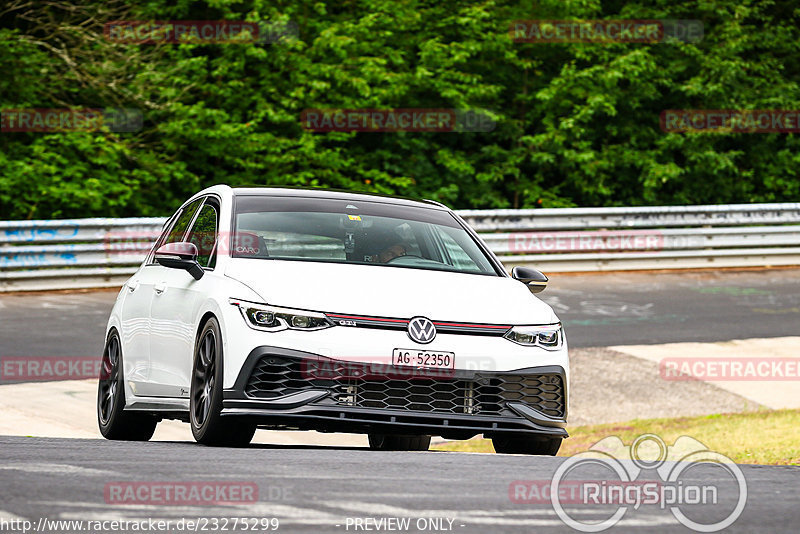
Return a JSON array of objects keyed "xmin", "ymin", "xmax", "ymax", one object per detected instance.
[{"xmin": 225, "ymin": 259, "xmax": 557, "ymax": 325}]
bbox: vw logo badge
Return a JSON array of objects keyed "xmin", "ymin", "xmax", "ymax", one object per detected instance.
[{"xmin": 407, "ymin": 316, "xmax": 436, "ymax": 344}]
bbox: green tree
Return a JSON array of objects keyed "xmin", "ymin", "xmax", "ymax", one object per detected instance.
[{"xmin": 1, "ymin": 0, "xmax": 798, "ymax": 219}]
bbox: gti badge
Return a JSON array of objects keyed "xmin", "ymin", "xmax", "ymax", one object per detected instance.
[{"xmin": 407, "ymin": 316, "xmax": 436, "ymax": 344}]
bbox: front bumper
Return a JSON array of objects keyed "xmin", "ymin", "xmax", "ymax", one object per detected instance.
[{"xmin": 222, "ymin": 346, "xmax": 568, "ymax": 440}]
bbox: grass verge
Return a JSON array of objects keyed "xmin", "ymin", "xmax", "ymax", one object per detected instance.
[{"xmin": 432, "ymin": 408, "xmax": 800, "ymax": 465}]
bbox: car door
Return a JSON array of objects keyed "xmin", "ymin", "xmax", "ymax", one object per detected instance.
[
  {"xmin": 119, "ymin": 261, "xmax": 162, "ymax": 391},
  {"xmin": 147, "ymin": 196, "xmax": 220, "ymax": 398},
  {"xmin": 128, "ymin": 197, "xmax": 203, "ymax": 397},
  {"xmin": 118, "ymin": 207, "xmax": 186, "ymax": 391}
]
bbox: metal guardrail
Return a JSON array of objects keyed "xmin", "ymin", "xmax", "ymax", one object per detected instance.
[
  {"xmin": 473, "ymin": 203, "xmax": 800, "ymax": 272},
  {"xmin": 1, "ymin": 203, "xmax": 800, "ymax": 291},
  {"xmin": 459, "ymin": 202, "xmax": 800, "ymax": 231},
  {"xmin": 0, "ymin": 218, "xmax": 164, "ymax": 291}
]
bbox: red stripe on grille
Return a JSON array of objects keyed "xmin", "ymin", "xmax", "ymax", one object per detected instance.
[
  {"xmin": 327, "ymin": 313, "xmax": 408, "ymax": 324},
  {"xmin": 433, "ymin": 321, "xmax": 511, "ymax": 330},
  {"xmin": 326, "ymin": 313, "xmax": 510, "ymax": 330}
]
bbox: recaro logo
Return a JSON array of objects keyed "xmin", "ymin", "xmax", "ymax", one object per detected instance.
[{"xmin": 407, "ymin": 317, "xmax": 436, "ymax": 344}]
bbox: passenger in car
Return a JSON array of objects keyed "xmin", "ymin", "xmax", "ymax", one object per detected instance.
[{"xmin": 369, "ymin": 243, "xmax": 408, "ymax": 263}]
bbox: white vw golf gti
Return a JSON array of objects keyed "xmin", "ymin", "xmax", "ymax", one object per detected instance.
[{"xmin": 98, "ymin": 186, "xmax": 569, "ymax": 454}]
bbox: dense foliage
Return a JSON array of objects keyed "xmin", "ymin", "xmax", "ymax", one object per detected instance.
[{"xmin": 1, "ymin": 0, "xmax": 799, "ymax": 219}]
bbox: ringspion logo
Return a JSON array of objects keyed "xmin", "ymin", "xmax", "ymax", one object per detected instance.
[{"xmin": 520, "ymin": 434, "xmax": 748, "ymax": 532}]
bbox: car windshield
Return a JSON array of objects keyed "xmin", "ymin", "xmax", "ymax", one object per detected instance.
[{"xmin": 232, "ymin": 195, "xmax": 498, "ymax": 276}]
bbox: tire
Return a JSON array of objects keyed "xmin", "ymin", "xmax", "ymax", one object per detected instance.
[
  {"xmin": 190, "ymin": 317, "xmax": 256, "ymax": 447},
  {"xmin": 492, "ymin": 435, "xmax": 562, "ymax": 455},
  {"xmin": 97, "ymin": 331, "xmax": 158, "ymax": 441},
  {"xmin": 368, "ymin": 434, "xmax": 431, "ymax": 451}
]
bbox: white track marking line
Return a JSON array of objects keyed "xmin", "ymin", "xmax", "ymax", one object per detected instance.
[
  {"xmin": 323, "ymin": 500, "xmax": 572, "ymax": 518},
  {"xmin": 0, "ymin": 463, "xmax": 119, "ymax": 476},
  {"xmin": 44, "ymin": 500, "xmax": 677, "ymax": 528},
  {"xmin": 43, "ymin": 501, "xmax": 342, "ymax": 520},
  {"xmin": 435, "ymin": 515, "xmax": 677, "ymax": 527},
  {"xmin": 319, "ymin": 500, "xmax": 677, "ymax": 527},
  {"xmin": 228, "ymin": 503, "xmax": 343, "ymax": 520}
]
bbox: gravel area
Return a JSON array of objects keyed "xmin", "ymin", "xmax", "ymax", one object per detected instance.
[{"xmin": 568, "ymin": 347, "xmax": 765, "ymax": 426}]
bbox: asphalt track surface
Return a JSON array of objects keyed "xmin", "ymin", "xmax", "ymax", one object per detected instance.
[
  {"xmin": 1, "ymin": 436, "xmax": 797, "ymax": 534},
  {"xmin": 1, "ymin": 268, "xmax": 799, "ymax": 360},
  {"xmin": 2, "ymin": 269, "xmax": 799, "ymax": 533}
]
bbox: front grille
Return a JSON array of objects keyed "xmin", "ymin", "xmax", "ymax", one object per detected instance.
[
  {"xmin": 245, "ymin": 356, "xmax": 565, "ymax": 418},
  {"xmin": 245, "ymin": 356, "xmax": 313, "ymax": 398}
]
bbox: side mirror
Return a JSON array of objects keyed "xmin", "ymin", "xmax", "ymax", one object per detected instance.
[
  {"xmin": 511, "ymin": 266, "xmax": 548, "ymax": 294},
  {"xmin": 154, "ymin": 242, "xmax": 204, "ymax": 280}
]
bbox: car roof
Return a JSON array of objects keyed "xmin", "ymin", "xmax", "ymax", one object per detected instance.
[{"xmin": 231, "ymin": 186, "xmax": 449, "ymax": 210}]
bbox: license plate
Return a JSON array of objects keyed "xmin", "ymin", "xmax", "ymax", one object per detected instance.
[{"xmin": 392, "ymin": 349, "xmax": 455, "ymax": 369}]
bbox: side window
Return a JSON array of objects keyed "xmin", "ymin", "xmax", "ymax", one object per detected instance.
[
  {"xmin": 186, "ymin": 202, "xmax": 219, "ymax": 268},
  {"xmin": 164, "ymin": 198, "xmax": 204, "ymax": 245},
  {"xmin": 148, "ymin": 213, "xmax": 179, "ymax": 264}
]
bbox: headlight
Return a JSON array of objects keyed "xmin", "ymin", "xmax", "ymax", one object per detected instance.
[
  {"xmin": 230, "ymin": 299, "xmax": 333, "ymax": 331},
  {"xmin": 504, "ymin": 323, "xmax": 563, "ymax": 350}
]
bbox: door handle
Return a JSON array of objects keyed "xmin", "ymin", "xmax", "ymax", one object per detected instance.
[
  {"xmin": 128, "ymin": 280, "xmax": 139, "ymax": 292},
  {"xmin": 154, "ymin": 283, "xmax": 166, "ymax": 295}
]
